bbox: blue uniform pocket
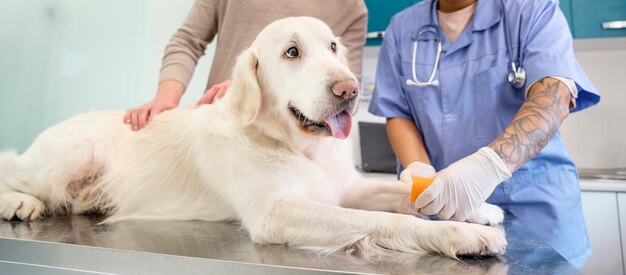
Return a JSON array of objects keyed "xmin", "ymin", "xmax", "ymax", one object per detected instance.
[{"xmin": 472, "ymin": 64, "xmax": 522, "ymax": 140}]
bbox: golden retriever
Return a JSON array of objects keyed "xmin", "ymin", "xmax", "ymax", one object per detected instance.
[{"xmin": 0, "ymin": 17, "xmax": 506, "ymax": 258}]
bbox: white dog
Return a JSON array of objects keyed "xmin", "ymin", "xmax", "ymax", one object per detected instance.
[{"xmin": 0, "ymin": 17, "xmax": 506, "ymax": 258}]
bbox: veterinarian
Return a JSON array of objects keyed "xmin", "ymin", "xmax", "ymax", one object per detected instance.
[
  {"xmin": 124, "ymin": 0, "xmax": 367, "ymax": 131},
  {"xmin": 368, "ymin": 0, "xmax": 600, "ymax": 269}
]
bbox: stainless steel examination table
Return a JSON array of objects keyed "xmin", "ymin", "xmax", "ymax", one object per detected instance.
[{"xmin": 0, "ymin": 213, "xmax": 578, "ymax": 274}]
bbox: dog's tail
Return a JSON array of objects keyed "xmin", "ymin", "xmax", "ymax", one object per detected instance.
[{"xmin": 0, "ymin": 150, "xmax": 22, "ymax": 191}]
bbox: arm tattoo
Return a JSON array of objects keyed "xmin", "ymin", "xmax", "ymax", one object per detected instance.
[{"xmin": 488, "ymin": 77, "xmax": 571, "ymax": 172}]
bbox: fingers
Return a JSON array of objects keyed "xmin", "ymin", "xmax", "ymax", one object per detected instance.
[
  {"xmin": 415, "ymin": 189, "xmax": 459, "ymax": 220},
  {"xmin": 130, "ymin": 109, "xmax": 139, "ymax": 131},
  {"xmin": 198, "ymin": 80, "xmax": 232, "ymax": 105},
  {"xmin": 126, "ymin": 106, "xmax": 152, "ymax": 131},
  {"xmin": 123, "ymin": 110, "xmax": 132, "ymax": 124},
  {"xmin": 213, "ymin": 88, "xmax": 227, "ymax": 103},
  {"xmin": 399, "ymin": 170, "xmax": 412, "ymax": 184},
  {"xmin": 212, "ymin": 80, "xmax": 231, "ymax": 102},
  {"xmin": 414, "ymin": 187, "xmax": 468, "ymax": 221},
  {"xmin": 137, "ymin": 108, "xmax": 149, "ymax": 130},
  {"xmin": 436, "ymin": 204, "xmax": 456, "ymax": 220},
  {"xmin": 198, "ymin": 88, "xmax": 217, "ymax": 105},
  {"xmin": 413, "ymin": 180, "xmax": 444, "ymax": 216},
  {"xmin": 124, "ymin": 99, "xmax": 178, "ymax": 131},
  {"xmin": 400, "ymin": 162, "xmax": 437, "ymax": 184},
  {"xmin": 450, "ymin": 211, "xmax": 470, "ymax": 222},
  {"xmin": 417, "ymin": 199, "xmax": 444, "ymax": 216},
  {"xmin": 413, "ymin": 186, "xmax": 437, "ymax": 209}
]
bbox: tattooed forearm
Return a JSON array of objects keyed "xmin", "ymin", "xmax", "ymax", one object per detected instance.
[{"xmin": 488, "ymin": 77, "xmax": 572, "ymax": 172}]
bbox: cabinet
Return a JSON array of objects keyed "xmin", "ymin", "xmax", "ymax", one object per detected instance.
[
  {"xmin": 364, "ymin": 0, "xmax": 415, "ymax": 46},
  {"xmin": 363, "ymin": 0, "xmax": 575, "ymax": 46},
  {"xmin": 571, "ymin": 0, "xmax": 626, "ymax": 38},
  {"xmin": 580, "ymin": 191, "xmax": 624, "ymax": 275},
  {"xmin": 364, "ymin": 0, "xmax": 626, "ymax": 46},
  {"xmin": 619, "ymin": 193, "xmax": 626, "ymax": 274}
]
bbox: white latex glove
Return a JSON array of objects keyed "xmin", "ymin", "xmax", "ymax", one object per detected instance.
[
  {"xmin": 399, "ymin": 161, "xmax": 437, "ymax": 184},
  {"xmin": 414, "ymin": 147, "xmax": 512, "ymax": 221}
]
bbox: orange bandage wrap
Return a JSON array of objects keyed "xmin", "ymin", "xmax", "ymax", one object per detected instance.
[{"xmin": 410, "ymin": 176, "xmax": 434, "ymax": 203}]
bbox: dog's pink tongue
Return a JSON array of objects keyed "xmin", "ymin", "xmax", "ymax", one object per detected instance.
[{"xmin": 324, "ymin": 112, "xmax": 352, "ymax": 139}]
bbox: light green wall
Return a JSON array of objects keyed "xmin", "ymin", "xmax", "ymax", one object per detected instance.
[
  {"xmin": 0, "ymin": 1, "xmax": 51, "ymax": 152},
  {"xmin": 0, "ymin": 0, "xmax": 216, "ymax": 153}
]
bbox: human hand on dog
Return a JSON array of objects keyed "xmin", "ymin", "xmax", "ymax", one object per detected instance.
[
  {"xmin": 413, "ymin": 147, "xmax": 511, "ymax": 221},
  {"xmin": 399, "ymin": 161, "xmax": 436, "ymax": 183},
  {"xmin": 197, "ymin": 80, "xmax": 232, "ymax": 105},
  {"xmin": 124, "ymin": 80, "xmax": 183, "ymax": 131}
]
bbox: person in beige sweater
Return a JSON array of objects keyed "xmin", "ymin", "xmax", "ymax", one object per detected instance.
[{"xmin": 125, "ymin": 0, "xmax": 368, "ymax": 130}]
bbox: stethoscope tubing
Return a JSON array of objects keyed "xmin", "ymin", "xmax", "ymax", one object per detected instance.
[
  {"xmin": 406, "ymin": 0, "xmax": 525, "ymax": 89},
  {"xmin": 406, "ymin": 29, "xmax": 441, "ymax": 87}
]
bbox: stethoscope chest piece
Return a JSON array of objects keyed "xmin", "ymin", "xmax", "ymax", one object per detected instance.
[{"xmin": 507, "ymin": 63, "xmax": 526, "ymax": 89}]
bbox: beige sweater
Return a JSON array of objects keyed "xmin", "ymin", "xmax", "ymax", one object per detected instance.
[{"xmin": 159, "ymin": 0, "xmax": 368, "ymax": 91}]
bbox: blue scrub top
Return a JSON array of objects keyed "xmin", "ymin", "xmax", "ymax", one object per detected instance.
[{"xmin": 369, "ymin": 0, "xmax": 600, "ymax": 268}]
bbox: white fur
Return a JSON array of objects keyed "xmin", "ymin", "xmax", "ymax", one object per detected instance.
[{"xmin": 0, "ymin": 17, "xmax": 506, "ymax": 258}]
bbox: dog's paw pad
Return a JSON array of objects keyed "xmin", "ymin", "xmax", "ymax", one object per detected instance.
[{"xmin": 0, "ymin": 193, "xmax": 45, "ymax": 221}]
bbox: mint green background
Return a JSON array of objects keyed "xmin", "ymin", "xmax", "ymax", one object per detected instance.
[{"xmin": 0, "ymin": 0, "xmax": 215, "ymax": 152}]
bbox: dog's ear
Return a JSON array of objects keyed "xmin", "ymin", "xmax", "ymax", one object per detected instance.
[{"xmin": 230, "ymin": 48, "xmax": 261, "ymax": 125}]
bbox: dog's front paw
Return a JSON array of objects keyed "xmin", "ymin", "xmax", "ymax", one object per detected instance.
[
  {"xmin": 0, "ymin": 193, "xmax": 45, "ymax": 221},
  {"xmin": 435, "ymin": 221, "xmax": 507, "ymax": 257},
  {"xmin": 465, "ymin": 203, "xmax": 504, "ymax": 225}
]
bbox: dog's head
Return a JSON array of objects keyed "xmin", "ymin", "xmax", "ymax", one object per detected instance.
[{"xmin": 228, "ymin": 17, "xmax": 359, "ymax": 140}]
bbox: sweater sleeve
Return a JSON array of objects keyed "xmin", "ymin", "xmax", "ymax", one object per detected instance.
[
  {"xmin": 340, "ymin": 2, "xmax": 367, "ymax": 82},
  {"xmin": 159, "ymin": 0, "xmax": 219, "ymax": 89}
]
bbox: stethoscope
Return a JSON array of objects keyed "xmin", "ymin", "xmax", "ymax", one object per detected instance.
[{"xmin": 406, "ymin": 0, "xmax": 526, "ymax": 89}]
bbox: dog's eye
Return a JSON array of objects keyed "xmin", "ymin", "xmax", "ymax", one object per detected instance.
[
  {"xmin": 285, "ymin": 47, "xmax": 299, "ymax": 58},
  {"xmin": 330, "ymin": 42, "xmax": 337, "ymax": 53}
]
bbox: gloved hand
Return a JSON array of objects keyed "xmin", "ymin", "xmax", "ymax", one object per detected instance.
[
  {"xmin": 399, "ymin": 161, "xmax": 436, "ymax": 184},
  {"xmin": 414, "ymin": 147, "xmax": 512, "ymax": 221}
]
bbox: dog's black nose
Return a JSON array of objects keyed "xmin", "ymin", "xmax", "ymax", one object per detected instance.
[{"xmin": 331, "ymin": 80, "xmax": 359, "ymax": 100}]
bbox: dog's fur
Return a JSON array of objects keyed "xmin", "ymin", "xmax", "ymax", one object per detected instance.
[{"xmin": 0, "ymin": 17, "xmax": 506, "ymax": 258}]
